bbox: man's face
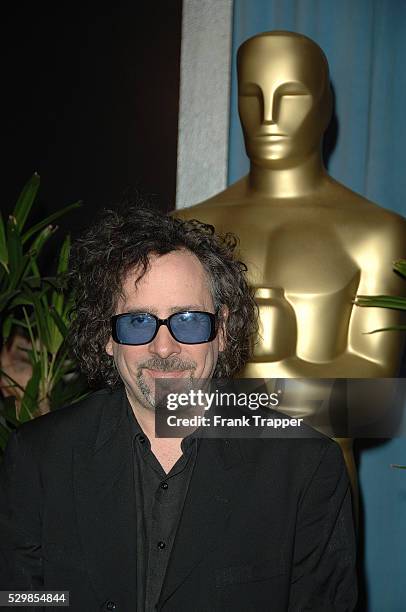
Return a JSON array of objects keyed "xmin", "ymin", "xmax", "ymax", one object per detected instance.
[
  {"xmin": 238, "ymin": 35, "xmax": 331, "ymax": 166},
  {"xmin": 106, "ymin": 250, "xmax": 225, "ymax": 412}
]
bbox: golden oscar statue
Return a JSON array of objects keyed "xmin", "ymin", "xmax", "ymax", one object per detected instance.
[{"xmin": 175, "ymin": 31, "xmax": 406, "ymax": 500}]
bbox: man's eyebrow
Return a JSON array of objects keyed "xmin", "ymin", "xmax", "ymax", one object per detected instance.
[
  {"xmin": 167, "ymin": 305, "xmax": 205, "ymax": 314},
  {"xmin": 125, "ymin": 305, "xmax": 205, "ymax": 316}
]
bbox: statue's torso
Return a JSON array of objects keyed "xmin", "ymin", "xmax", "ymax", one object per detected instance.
[{"xmin": 176, "ymin": 182, "xmax": 406, "ymax": 378}]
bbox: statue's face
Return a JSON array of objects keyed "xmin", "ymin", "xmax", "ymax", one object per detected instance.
[{"xmin": 238, "ymin": 35, "xmax": 331, "ymax": 166}]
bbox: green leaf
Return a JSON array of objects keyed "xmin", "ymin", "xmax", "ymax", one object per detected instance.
[
  {"xmin": 19, "ymin": 361, "xmax": 42, "ymax": 422},
  {"xmin": 22, "ymin": 201, "xmax": 81, "ymax": 244},
  {"xmin": 49, "ymin": 346, "xmax": 73, "ymax": 387},
  {"xmin": 57, "ymin": 235, "xmax": 71, "ymax": 275},
  {"xmin": 5, "ymin": 216, "xmax": 34, "ymax": 294},
  {"xmin": 8, "ymin": 293, "xmax": 35, "ymax": 309},
  {"xmin": 394, "ymin": 259, "xmax": 406, "ymax": 278},
  {"xmin": 0, "ymin": 211, "xmax": 8, "ymax": 270},
  {"xmin": 20, "ymin": 282, "xmax": 51, "ymax": 303},
  {"xmin": 8, "ymin": 255, "xmax": 32, "ymax": 293},
  {"xmin": 20, "ymin": 275, "xmax": 43, "ymax": 290},
  {"xmin": 0, "ymin": 289, "xmax": 20, "ymax": 313},
  {"xmin": 49, "ymin": 235, "xmax": 71, "ymax": 327},
  {"xmin": 6, "ymin": 216, "xmax": 23, "ymax": 281},
  {"xmin": 1, "ymin": 317, "xmax": 14, "ymax": 343},
  {"xmin": 356, "ymin": 295, "xmax": 406, "ymax": 310},
  {"xmin": 25, "ymin": 293, "xmax": 53, "ymax": 352},
  {"xmin": 13, "ymin": 173, "xmax": 40, "ymax": 231},
  {"xmin": 29, "ymin": 224, "xmax": 57, "ymax": 261},
  {"xmin": 7, "ymin": 317, "xmax": 30, "ymax": 329},
  {"xmin": 47, "ymin": 316, "xmax": 63, "ymax": 355},
  {"xmin": 49, "ymin": 307, "xmax": 68, "ymax": 337},
  {"xmin": 363, "ymin": 325, "xmax": 406, "ymax": 334}
]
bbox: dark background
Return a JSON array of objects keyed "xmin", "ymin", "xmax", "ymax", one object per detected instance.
[{"xmin": 3, "ymin": 0, "xmax": 182, "ymax": 242}]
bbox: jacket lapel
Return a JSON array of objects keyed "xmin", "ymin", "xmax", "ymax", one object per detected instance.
[
  {"xmin": 158, "ymin": 437, "xmax": 252, "ymax": 607},
  {"xmin": 73, "ymin": 390, "xmax": 137, "ymax": 608}
]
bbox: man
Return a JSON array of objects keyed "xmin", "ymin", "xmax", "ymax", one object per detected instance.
[{"xmin": 0, "ymin": 206, "xmax": 357, "ymax": 611}]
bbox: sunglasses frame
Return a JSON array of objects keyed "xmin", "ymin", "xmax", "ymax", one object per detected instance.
[{"xmin": 111, "ymin": 310, "xmax": 219, "ymax": 346}]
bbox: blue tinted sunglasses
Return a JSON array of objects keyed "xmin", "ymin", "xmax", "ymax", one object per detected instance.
[{"xmin": 111, "ymin": 310, "xmax": 219, "ymax": 345}]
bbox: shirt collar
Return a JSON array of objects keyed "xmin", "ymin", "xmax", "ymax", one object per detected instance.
[{"xmin": 126, "ymin": 399, "xmax": 199, "ymax": 452}]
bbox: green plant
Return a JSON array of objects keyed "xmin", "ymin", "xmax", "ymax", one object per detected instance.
[
  {"xmin": 356, "ymin": 260, "xmax": 406, "ymax": 332},
  {"xmin": 356, "ymin": 259, "xmax": 406, "ymax": 469},
  {"xmin": 0, "ymin": 175, "xmax": 88, "ymax": 453}
]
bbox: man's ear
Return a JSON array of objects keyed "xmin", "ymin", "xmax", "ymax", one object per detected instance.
[
  {"xmin": 218, "ymin": 305, "xmax": 229, "ymax": 353},
  {"xmin": 106, "ymin": 337, "xmax": 114, "ymax": 356}
]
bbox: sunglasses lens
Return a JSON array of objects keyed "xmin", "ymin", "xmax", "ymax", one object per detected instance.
[
  {"xmin": 113, "ymin": 311, "xmax": 216, "ymax": 345},
  {"xmin": 115, "ymin": 313, "xmax": 157, "ymax": 344},
  {"xmin": 170, "ymin": 311, "xmax": 213, "ymax": 343}
]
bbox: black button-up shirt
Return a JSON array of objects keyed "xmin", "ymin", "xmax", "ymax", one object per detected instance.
[{"xmin": 127, "ymin": 403, "xmax": 199, "ymax": 611}]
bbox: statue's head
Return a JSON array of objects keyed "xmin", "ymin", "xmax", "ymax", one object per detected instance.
[{"xmin": 237, "ymin": 31, "xmax": 332, "ymax": 167}]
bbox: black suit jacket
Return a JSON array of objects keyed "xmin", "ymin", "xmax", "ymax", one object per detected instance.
[{"xmin": 0, "ymin": 388, "xmax": 357, "ymax": 611}]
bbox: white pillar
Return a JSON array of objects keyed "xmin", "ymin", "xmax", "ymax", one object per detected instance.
[{"xmin": 176, "ymin": 0, "xmax": 233, "ymax": 208}]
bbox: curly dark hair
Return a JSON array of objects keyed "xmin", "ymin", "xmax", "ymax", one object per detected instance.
[{"xmin": 68, "ymin": 205, "xmax": 258, "ymax": 388}]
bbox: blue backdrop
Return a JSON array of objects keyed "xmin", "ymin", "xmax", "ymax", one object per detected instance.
[{"xmin": 228, "ymin": 1, "xmax": 406, "ymax": 610}]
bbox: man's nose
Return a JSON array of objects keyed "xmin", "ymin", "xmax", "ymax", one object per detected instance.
[
  {"xmin": 148, "ymin": 325, "xmax": 181, "ymax": 358},
  {"xmin": 262, "ymin": 92, "xmax": 277, "ymax": 124}
]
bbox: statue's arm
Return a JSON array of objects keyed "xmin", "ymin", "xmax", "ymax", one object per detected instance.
[
  {"xmin": 343, "ymin": 218, "xmax": 406, "ymax": 376},
  {"xmin": 285, "ymin": 219, "xmax": 406, "ymax": 378}
]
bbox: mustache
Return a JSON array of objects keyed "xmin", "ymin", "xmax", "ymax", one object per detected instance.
[{"xmin": 137, "ymin": 356, "xmax": 197, "ymax": 372}]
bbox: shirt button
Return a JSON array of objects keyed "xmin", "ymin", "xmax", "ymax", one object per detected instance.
[
  {"xmin": 160, "ymin": 482, "xmax": 168, "ymax": 490},
  {"xmin": 138, "ymin": 436, "xmax": 146, "ymax": 444},
  {"xmin": 105, "ymin": 601, "xmax": 116, "ymax": 611},
  {"xmin": 157, "ymin": 541, "xmax": 166, "ymax": 550}
]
